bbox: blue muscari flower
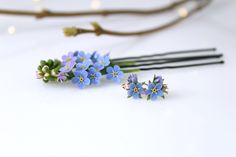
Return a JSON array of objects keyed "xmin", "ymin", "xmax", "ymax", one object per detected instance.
[
  {"xmin": 57, "ymin": 72, "xmax": 67, "ymax": 83},
  {"xmin": 106, "ymin": 65, "xmax": 123, "ymax": 83},
  {"xmin": 153, "ymin": 75, "xmax": 163, "ymax": 84},
  {"xmin": 59, "ymin": 61, "xmax": 75, "ymax": 73},
  {"xmin": 61, "ymin": 52, "xmax": 77, "ymax": 66},
  {"xmin": 94, "ymin": 54, "xmax": 110, "ymax": 70},
  {"xmin": 76, "ymin": 60, "xmax": 92, "ymax": 71},
  {"xmin": 88, "ymin": 67, "xmax": 102, "ymax": 85},
  {"xmin": 76, "ymin": 51, "xmax": 92, "ymax": 63},
  {"xmin": 128, "ymin": 82, "xmax": 144, "ymax": 99},
  {"xmin": 128, "ymin": 74, "xmax": 138, "ymax": 84},
  {"xmin": 72, "ymin": 70, "xmax": 90, "ymax": 89},
  {"xmin": 90, "ymin": 51, "xmax": 100, "ymax": 63},
  {"xmin": 146, "ymin": 83, "xmax": 163, "ymax": 101}
]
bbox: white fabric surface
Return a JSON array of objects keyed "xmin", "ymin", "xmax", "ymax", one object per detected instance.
[{"xmin": 0, "ymin": 0, "xmax": 235, "ymax": 156}]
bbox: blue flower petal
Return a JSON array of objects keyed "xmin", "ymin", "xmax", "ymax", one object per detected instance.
[
  {"xmin": 89, "ymin": 67, "xmax": 96, "ymax": 73},
  {"xmin": 77, "ymin": 83, "xmax": 85, "ymax": 89},
  {"xmin": 106, "ymin": 73, "xmax": 113, "ymax": 80},
  {"xmin": 106, "ymin": 66, "xmax": 113, "ymax": 73},
  {"xmin": 81, "ymin": 71, "xmax": 88, "ymax": 77},
  {"xmin": 146, "ymin": 89, "xmax": 152, "ymax": 95},
  {"xmin": 129, "ymin": 83, "xmax": 136, "ymax": 89},
  {"xmin": 113, "ymin": 77, "xmax": 120, "ymax": 83},
  {"xmin": 117, "ymin": 71, "xmax": 124, "ymax": 77},
  {"xmin": 156, "ymin": 90, "xmax": 164, "ymax": 97},
  {"xmin": 97, "ymin": 72, "xmax": 102, "ymax": 77},
  {"xmin": 133, "ymin": 92, "xmax": 140, "ymax": 99},
  {"xmin": 155, "ymin": 83, "xmax": 162, "ymax": 90},
  {"xmin": 137, "ymin": 83, "xmax": 142, "ymax": 88},
  {"xmin": 93, "ymin": 79, "xmax": 100, "ymax": 85},
  {"xmin": 128, "ymin": 90, "xmax": 133, "ymax": 96},
  {"xmin": 151, "ymin": 94, "xmax": 158, "ymax": 101},
  {"xmin": 72, "ymin": 77, "xmax": 79, "ymax": 84},
  {"xmin": 84, "ymin": 78, "xmax": 90, "ymax": 85},
  {"xmin": 94, "ymin": 62, "xmax": 104, "ymax": 71},
  {"xmin": 113, "ymin": 65, "xmax": 120, "ymax": 71},
  {"xmin": 148, "ymin": 83, "xmax": 155, "ymax": 90}
]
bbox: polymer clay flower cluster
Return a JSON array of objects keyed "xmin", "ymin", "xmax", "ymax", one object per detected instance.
[
  {"xmin": 36, "ymin": 51, "xmax": 123, "ymax": 88},
  {"xmin": 123, "ymin": 74, "xmax": 168, "ymax": 101}
]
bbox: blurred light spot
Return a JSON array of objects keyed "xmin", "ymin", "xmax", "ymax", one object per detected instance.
[
  {"xmin": 35, "ymin": 6, "xmax": 43, "ymax": 12},
  {"xmin": 91, "ymin": 0, "xmax": 101, "ymax": 10},
  {"xmin": 178, "ymin": 8, "xmax": 188, "ymax": 18},
  {"xmin": 7, "ymin": 26, "xmax": 16, "ymax": 35},
  {"xmin": 32, "ymin": 0, "xmax": 43, "ymax": 11},
  {"xmin": 32, "ymin": 0, "xmax": 41, "ymax": 2}
]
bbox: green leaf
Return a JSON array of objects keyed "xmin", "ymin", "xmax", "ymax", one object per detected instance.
[{"xmin": 147, "ymin": 95, "xmax": 151, "ymax": 101}]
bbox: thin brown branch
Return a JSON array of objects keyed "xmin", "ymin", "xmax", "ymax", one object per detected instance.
[
  {"xmin": 64, "ymin": 0, "xmax": 211, "ymax": 37},
  {"xmin": 0, "ymin": 0, "xmax": 188, "ymax": 18}
]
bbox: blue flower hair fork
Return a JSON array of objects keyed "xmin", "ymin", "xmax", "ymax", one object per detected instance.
[{"xmin": 36, "ymin": 48, "xmax": 222, "ymax": 98}]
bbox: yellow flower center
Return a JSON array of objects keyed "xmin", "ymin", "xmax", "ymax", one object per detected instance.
[
  {"xmin": 91, "ymin": 74, "xmax": 96, "ymax": 79},
  {"xmin": 152, "ymin": 88, "xmax": 157, "ymax": 93},
  {"xmin": 112, "ymin": 72, "xmax": 117, "ymax": 77},
  {"xmin": 133, "ymin": 87, "xmax": 139, "ymax": 93},
  {"xmin": 80, "ymin": 57, "xmax": 85, "ymax": 61},
  {"xmin": 65, "ymin": 66, "xmax": 70, "ymax": 70},
  {"xmin": 79, "ymin": 77, "xmax": 84, "ymax": 82},
  {"xmin": 66, "ymin": 58, "xmax": 71, "ymax": 62}
]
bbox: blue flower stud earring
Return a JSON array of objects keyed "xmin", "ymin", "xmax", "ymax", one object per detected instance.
[{"xmin": 122, "ymin": 74, "xmax": 168, "ymax": 101}]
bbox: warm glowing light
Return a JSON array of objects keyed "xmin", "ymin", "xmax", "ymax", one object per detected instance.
[
  {"xmin": 178, "ymin": 8, "xmax": 188, "ymax": 18},
  {"xmin": 32, "ymin": 0, "xmax": 43, "ymax": 12},
  {"xmin": 32, "ymin": 0, "xmax": 41, "ymax": 2},
  {"xmin": 7, "ymin": 26, "xmax": 16, "ymax": 35},
  {"xmin": 91, "ymin": 0, "xmax": 101, "ymax": 10},
  {"xmin": 35, "ymin": 6, "xmax": 44, "ymax": 12}
]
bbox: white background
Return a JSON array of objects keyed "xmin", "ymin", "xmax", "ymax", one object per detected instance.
[{"xmin": 0, "ymin": 0, "xmax": 236, "ymax": 156}]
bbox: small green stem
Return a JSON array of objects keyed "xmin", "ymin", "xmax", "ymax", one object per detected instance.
[
  {"xmin": 122, "ymin": 69, "xmax": 141, "ymax": 74},
  {"xmin": 110, "ymin": 60, "xmax": 136, "ymax": 66}
]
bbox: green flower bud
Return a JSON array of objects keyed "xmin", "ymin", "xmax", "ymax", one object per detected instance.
[
  {"xmin": 51, "ymin": 69, "xmax": 57, "ymax": 77},
  {"xmin": 63, "ymin": 27, "xmax": 78, "ymax": 37},
  {"xmin": 42, "ymin": 65, "xmax": 49, "ymax": 73},
  {"xmin": 36, "ymin": 59, "xmax": 62, "ymax": 83},
  {"xmin": 44, "ymin": 73, "xmax": 50, "ymax": 77},
  {"xmin": 37, "ymin": 65, "xmax": 42, "ymax": 71},
  {"xmin": 47, "ymin": 59, "xmax": 53, "ymax": 67},
  {"xmin": 40, "ymin": 60, "xmax": 47, "ymax": 66}
]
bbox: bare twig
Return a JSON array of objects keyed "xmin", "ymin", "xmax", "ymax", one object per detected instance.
[
  {"xmin": 0, "ymin": 0, "xmax": 188, "ymax": 19},
  {"xmin": 64, "ymin": 0, "xmax": 211, "ymax": 37}
]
